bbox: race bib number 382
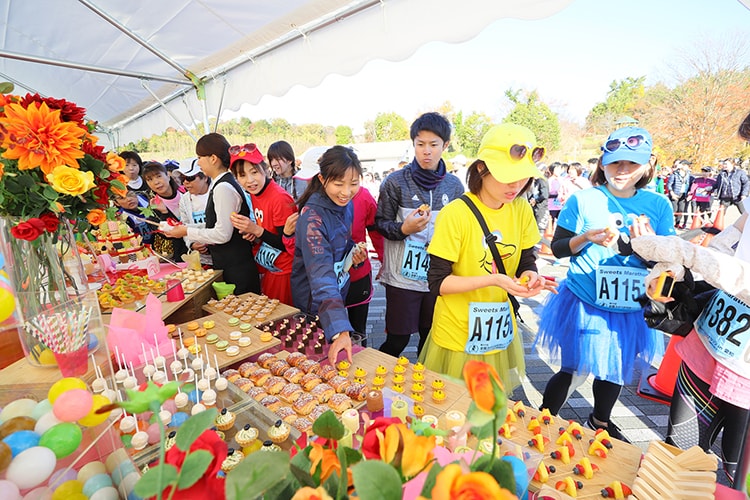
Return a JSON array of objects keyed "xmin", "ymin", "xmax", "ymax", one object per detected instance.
[
  {"xmin": 695, "ymin": 290, "xmax": 750, "ymax": 362},
  {"xmin": 595, "ymin": 266, "xmax": 647, "ymax": 310}
]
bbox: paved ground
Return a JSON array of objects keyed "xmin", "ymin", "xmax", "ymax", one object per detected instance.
[{"xmin": 362, "ymin": 220, "xmax": 738, "ymax": 485}]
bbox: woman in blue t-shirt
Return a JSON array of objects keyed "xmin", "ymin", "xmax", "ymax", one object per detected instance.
[{"xmin": 535, "ymin": 127, "xmax": 675, "ymax": 442}]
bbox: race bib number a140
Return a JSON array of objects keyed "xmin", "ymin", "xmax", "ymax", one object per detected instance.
[
  {"xmin": 465, "ymin": 302, "xmax": 513, "ymax": 354},
  {"xmin": 595, "ymin": 266, "xmax": 647, "ymax": 310},
  {"xmin": 401, "ymin": 240, "xmax": 429, "ymax": 281}
]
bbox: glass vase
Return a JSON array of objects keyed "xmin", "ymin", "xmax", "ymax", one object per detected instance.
[{"xmin": 0, "ymin": 217, "xmax": 105, "ymax": 368}]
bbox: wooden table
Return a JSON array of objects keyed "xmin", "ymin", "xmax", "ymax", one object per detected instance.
[
  {"xmin": 175, "ymin": 311, "xmax": 281, "ymax": 370},
  {"xmin": 347, "ymin": 348, "xmax": 643, "ymax": 496}
]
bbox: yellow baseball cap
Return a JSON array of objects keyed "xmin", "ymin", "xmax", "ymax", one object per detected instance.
[{"xmin": 476, "ymin": 123, "xmax": 545, "ymax": 183}]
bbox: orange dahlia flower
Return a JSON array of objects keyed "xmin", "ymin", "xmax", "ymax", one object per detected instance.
[
  {"xmin": 432, "ymin": 464, "xmax": 516, "ymax": 500},
  {"xmin": 0, "ymin": 101, "xmax": 86, "ymax": 174}
]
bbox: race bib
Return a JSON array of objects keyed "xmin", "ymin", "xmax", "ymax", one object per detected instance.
[
  {"xmin": 333, "ymin": 258, "xmax": 350, "ymax": 290},
  {"xmin": 595, "ymin": 266, "xmax": 647, "ymax": 310},
  {"xmin": 695, "ymin": 290, "xmax": 750, "ymax": 362},
  {"xmin": 192, "ymin": 209, "xmax": 206, "ymax": 224},
  {"xmin": 465, "ymin": 302, "xmax": 514, "ymax": 354},
  {"xmin": 401, "ymin": 239, "xmax": 429, "ymax": 281},
  {"xmin": 255, "ymin": 242, "xmax": 282, "ymax": 273}
]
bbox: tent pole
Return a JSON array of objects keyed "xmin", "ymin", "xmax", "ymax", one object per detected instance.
[{"xmin": 141, "ymin": 81, "xmax": 197, "ymax": 142}]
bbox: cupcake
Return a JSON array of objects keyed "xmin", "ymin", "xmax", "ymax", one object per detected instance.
[
  {"xmin": 268, "ymin": 419, "xmax": 291, "ymax": 443},
  {"xmin": 215, "ymin": 408, "xmax": 236, "ymax": 430},
  {"xmin": 235, "ymin": 424, "xmax": 259, "ymax": 446}
]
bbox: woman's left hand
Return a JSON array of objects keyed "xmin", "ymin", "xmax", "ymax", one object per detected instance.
[
  {"xmin": 630, "ymin": 216, "xmax": 656, "ymax": 239},
  {"xmin": 516, "ymin": 271, "xmax": 559, "ymax": 295}
]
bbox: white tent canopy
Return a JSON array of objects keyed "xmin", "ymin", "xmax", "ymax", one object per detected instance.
[{"xmin": 1, "ymin": 0, "xmax": 576, "ymax": 147}]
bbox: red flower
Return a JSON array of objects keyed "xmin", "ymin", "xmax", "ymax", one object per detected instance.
[
  {"xmin": 10, "ymin": 218, "xmax": 46, "ymax": 241},
  {"xmin": 39, "ymin": 213, "xmax": 60, "ymax": 233},
  {"xmin": 360, "ymin": 417, "xmax": 402, "ymax": 460},
  {"xmin": 161, "ymin": 430, "xmax": 227, "ymax": 500},
  {"xmin": 20, "ymin": 93, "xmax": 87, "ymax": 125},
  {"xmin": 93, "ymin": 183, "xmax": 109, "ymax": 205},
  {"xmin": 82, "ymin": 139, "xmax": 107, "ymax": 162}
]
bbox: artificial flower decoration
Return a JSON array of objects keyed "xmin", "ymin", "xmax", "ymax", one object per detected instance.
[
  {"xmin": 462, "ymin": 360, "xmax": 506, "ymax": 415},
  {"xmin": 309, "ymin": 441, "xmax": 342, "ymax": 484},
  {"xmin": 0, "ymin": 84, "xmax": 127, "ymax": 239},
  {"xmin": 291, "ymin": 486, "xmax": 334, "ymax": 500},
  {"xmin": 86, "ymin": 208, "xmax": 107, "ymax": 226},
  {"xmin": 162, "ymin": 429, "xmax": 227, "ymax": 499},
  {"xmin": 365, "ymin": 420, "xmax": 435, "ymax": 481}
]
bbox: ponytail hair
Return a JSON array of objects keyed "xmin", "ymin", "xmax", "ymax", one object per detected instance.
[{"xmin": 297, "ymin": 146, "xmax": 363, "ymax": 208}]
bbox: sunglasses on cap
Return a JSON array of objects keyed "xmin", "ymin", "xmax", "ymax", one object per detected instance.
[
  {"xmin": 602, "ymin": 135, "xmax": 645, "ymax": 153},
  {"xmin": 506, "ymin": 144, "xmax": 545, "ymax": 163},
  {"xmin": 229, "ymin": 143, "xmax": 259, "ymax": 156}
]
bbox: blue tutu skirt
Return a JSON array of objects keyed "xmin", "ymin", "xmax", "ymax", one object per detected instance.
[{"xmin": 533, "ymin": 281, "xmax": 664, "ymax": 385}]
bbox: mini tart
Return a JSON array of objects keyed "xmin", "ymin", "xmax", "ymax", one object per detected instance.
[
  {"xmin": 268, "ymin": 419, "xmax": 291, "ymax": 443},
  {"xmin": 238, "ymin": 336, "xmax": 252, "ymax": 347},
  {"xmin": 203, "ymin": 320, "xmax": 216, "ymax": 329},
  {"xmin": 413, "ymin": 362, "xmax": 425, "ymax": 373},
  {"xmin": 221, "ymin": 448, "xmax": 244, "ymax": 472},
  {"xmin": 186, "ymin": 321, "xmax": 200, "ymax": 331},
  {"xmin": 432, "ymin": 389, "xmax": 446, "ymax": 403},
  {"xmin": 393, "ymin": 364, "xmax": 406, "ymax": 374},
  {"xmin": 354, "ymin": 367, "xmax": 367, "ymax": 378},
  {"xmin": 372, "ymin": 375, "xmax": 386, "ymax": 389},
  {"xmin": 260, "ymin": 440, "xmax": 283, "ymax": 452},
  {"xmin": 215, "ymin": 340, "xmax": 230, "ymax": 351},
  {"xmin": 260, "ymin": 332, "xmax": 273, "ymax": 342},
  {"xmin": 353, "ymin": 377, "xmax": 365, "ymax": 385},
  {"xmin": 215, "ymin": 408, "xmax": 236, "ymax": 431},
  {"xmin": 392, "ymin": 373, "xmax": 405, "ymax": 384},
  {"xmin": 412, "ymin": 372, "xmax": 425, "ymax": 382},
  {"xmin": 234, "ymin": 424, "xmax": 258, "ymax": 446},
  {"xmin": 227, "ymin": 317, "xmax": 240, "ymax": 326},
  {"xmin": 413, "ymin": 404, "xmax": 425, "ymax": 417},
  {"xmin": 396, "ymin": 356, "xmax": 409, "ymax": 366},
  {"xmin": 410, "ymin": 382, "xmax": 425, "ymax": 393},
  {"xmin": 337, "ymin": 370, "xmax": 350, "ymax": 378},
  {"xmin": 374, "ymin": 364, "xmax": 388, "ymax": 376},
  {"xmin": 205, "ymin": 333, "xmax": 220, "ymax": 344},
  {"xmin": 411, "ymin": 392, "xmax": 424, "ymax": 402},
  {"xmin": 229, "ymin": 330, "xmax": 242, "ymax": 341},
  {"xmin": 392, "ymin": 383, "xmax": 405, "ymax": 394},
  {"xmin": 164, "ymin": 430, "xmax": 177, "ymax": 451},
  {"xmin": 431, "ymin": 379, "xmax": 445, "ymax": 390},
  {"xmin": 337, "ymin": 360, "xmax": 351, "ymax": 370},
  {"xmin": 226, "ymin": 345, "xmax": 240, "ymax": 357}
]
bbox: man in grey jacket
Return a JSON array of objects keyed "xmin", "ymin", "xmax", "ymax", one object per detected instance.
[{"xmin": 715, "ymin": 158, "xmax": 749, "ymax": 216}]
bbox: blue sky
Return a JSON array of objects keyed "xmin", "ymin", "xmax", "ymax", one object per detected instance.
[{"xmin": 227, "ymin": 0, "xmax": 750, "ymax": 132}]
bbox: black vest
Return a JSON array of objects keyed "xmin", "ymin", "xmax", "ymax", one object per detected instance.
[{"xmin": 204, "ymin": 173, "xmax": 256, "ymax": 272}]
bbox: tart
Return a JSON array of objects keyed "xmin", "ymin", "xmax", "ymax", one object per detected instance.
[
  {"xmin": 432, "ymin": 389, "xmax": 446, "ymax": 403},
  {"xmin": 372, "ymin": 375, "xmax": 386, "ymax": 389},
  {"xmin": 215, "ymin": 408, "xmax": 236, "ymax": 431},
  {"xmin": 221, "ymin": 449, "xmax": 244, "ymax": 472},
  {"xmin": 393, "ymin": 364, "xmax": 406, "ymax": 374},
  {"xmin": 431, "ymin": 379, "xmax": 445, "ymax": 390},
  {"xmin": 337, "ymin": 360, "xmax": 351, "ymax": 370},
  {"xmin": 392, "ymin": 373, "xmax": 405, "ymax": 384},
  {"xmin": 412, "ymin": 372, "xmax": 425, "ymax": 382},
  {"xmin": 354, "ymin": 367, "xmax": 367, "ymax": 378},
  {"xmin": 413, "ymin": 362, "xmax": 425, "ymax": 373},
  {"xmin": 375, "ymin": 364, "xmax": 388, "ymax": 376},
  {"xmin": 267, "ymin": 419, "xmax": 291, "ymax": 443},
  {"xmin": 411, "ymin": 382, "xmax": 425, "ymax": 393},
  {"xmin": 396, "ymin": 356, "xmax": 409, "ymax": 366},
  {"xmin": 235, "ymin": 424, "xmax": 259, "ymax": 446}
]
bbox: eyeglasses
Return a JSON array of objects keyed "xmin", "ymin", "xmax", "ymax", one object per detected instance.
[
  {"xmin": 182, "ymin": 174, "xmax": 199, "ymax": 182},
  {"xmin": 602, "ymin": 135, "xmax": 645, "ymax": 153},
  {"xmin": 229, "ymin": 143, "xmax": 259, "ymax": 156},
  {"xmin": 506, "ymin": 144, "xmax": 545, "ymax": 163}
]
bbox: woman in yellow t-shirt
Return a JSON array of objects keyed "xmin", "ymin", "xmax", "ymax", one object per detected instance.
[{"xmin": 420, "ymin": 124, "xmax": 556, "ymax": 390}]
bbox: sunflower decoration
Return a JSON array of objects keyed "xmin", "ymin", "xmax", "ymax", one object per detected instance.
[{"xmin": 0, "ymin": 82, "xmax": 128, "ymax": 241}]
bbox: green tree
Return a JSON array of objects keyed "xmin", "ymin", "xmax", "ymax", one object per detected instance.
[
  {"xmin": 453, "ymin": 111, "xmax": 492, "ymax": 156},
  {"xmin": 504, "ymin": 89, "xmax": 561, "ymax": 151},
  {"xmin": 335, "ymin": 125, "xmax": 353, "ymax": 144},
  {"xmin": 373, "ymin": 112, "xmax": 409, "ymax": 142},
  {"xmin": 585, "ymin": 76, "xmax": 646, "ymax": 134}
]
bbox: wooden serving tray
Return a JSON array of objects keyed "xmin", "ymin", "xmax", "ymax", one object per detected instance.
[{"xmin": 202, "ymin": 291, "xmax": 299, "ymax": 324}]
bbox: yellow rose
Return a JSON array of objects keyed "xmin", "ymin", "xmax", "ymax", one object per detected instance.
[{"xmin": 46, "ymin": 165, "xmax": 95, "ymax": 196}]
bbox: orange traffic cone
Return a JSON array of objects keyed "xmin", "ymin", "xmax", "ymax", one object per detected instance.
[
  {"xmin": 649, "ymin": 336, "xmax": 684, "ymax": 396},
  {"xmin": 712, "ymin": 204, "xmax": 726, "ymax": 231},
  {"xmin": 689, "ymin": 211, "xmax": 702, "ymax": 230},
  {"xmin": 540, "ymin": 220, "xmax": 554, "ymax": 255}
]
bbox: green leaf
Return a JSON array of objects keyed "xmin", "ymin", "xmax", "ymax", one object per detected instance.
[
  {"xmin": 341, "ymin": 446, "xmax": 362, "ymax": 467},
  {"xmin": 176, "ymin": 449, "xmax": 214, "ymax": 489},
  {"xmin": 471, "ymin": 455, "xmax": 516, "ymax": 493},
  {"xmin": 42, "ymin": 185, "xmax": 59, "ymax": 201},
  {"xmin": 350, "ymin": 460, "xmax": 403, "ymax": 500},
  {"xmin": 134, "ymin": 463, "xmax": 178, "ymax": 498},
  {"xmin": 289, "ymin": 449, "xmax": 316, "ymax": 488},
  {"xmin": 175, "ymin": 407, "xmax": 218, "ymax": 451},
  {"xmin": 226, "ymin": 451, "xmax": 292, "ymax": 500},
  {"xmin": 0, "ymin": 82, "xmax": 14, "ymax": 93},
  {"xmin": 419, "ymin": 461, "xmax": 446, "ymax": 497},
  {"xmin": 312, "ymin": 410, "xmax": 345, "ymax": 441},
  {"xmin": 466, "ymin": 401, "xmax": 495, "ymax": 429}
]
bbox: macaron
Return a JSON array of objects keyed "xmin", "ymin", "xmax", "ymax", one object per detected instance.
[
  {"xmin": 238, "ymin": 337, "xmax": 251, "ymax": 347},
  {"xmin": 186, "ymin": 321, "xmax": 199, "ymax": 331},
  {"xmin": 203, "ymin": 320, "xmax": 216, "ymax": 329},
  {"xmin": 215, "ymin": 340, "xmax": 230, "ymax": 351},
  {"xmin": 229, "ymin": 331, "xmax": 242, "ymax": 341},
  {"xmin": 205, "ymin": 334, "xmax": 219, "ymax": 344},
  {"xmin": 226, "ymin": 346, "xmax": 240, "ymax": 357},
  {"xmin": 239, "ymin": 323, "xmax": 252, "ymax": 333},
  {"xmin": 259, "ymin": 332, "xmax": 272, "ymax": 342},
  {"xmin": 195, "ymin": 328, "xmax": 208, "ymax": 337},
  {"xmin": 227, "ymin": 317, "xmax": 240, "ymax": 326}
]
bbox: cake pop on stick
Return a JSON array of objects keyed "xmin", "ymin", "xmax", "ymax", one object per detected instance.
[
  {"xmin": 153, "ymin": 334, "xmax": 166, "ymax": 369},
  {"xmin": 90, "ymin": 354, "xmax": 107, "ymax": 393},
  {"xmin": 114, "ymin": 346, "xmax": 129, "ymax": 384},
  {"xmin": 177, "ymin": 328, "xmax": 189, "ymax": 360},
  {"xmin": 169, "ymin": 338, "xmax": 183, "ymax": 375},
  {"xmin": 123, "ymin": 361, "xmax": 138, "ymax": 389},
  {"xmin": 214, "ymin": 353, "xmax": 228, "ymax": 391},
  {"xmin": 204, "ymin": 348, "xmax": 217, "ymax": 380}
]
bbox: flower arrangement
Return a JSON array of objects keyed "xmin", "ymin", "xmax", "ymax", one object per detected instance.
[
  {"xmin": 123, "ymin": 360, "xmax": 523, "ymax": 500},
  {"xmin": 0, "ymin": 82, "xmax": 128, "ymax": 241}
]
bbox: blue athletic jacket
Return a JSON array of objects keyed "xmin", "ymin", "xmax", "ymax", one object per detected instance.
[{"xmin": 291, "ymin": 191, "xmax": 355, "ymax": 340}]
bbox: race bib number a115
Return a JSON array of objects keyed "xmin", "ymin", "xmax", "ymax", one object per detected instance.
[
  {"xmin": 595, "ymin": 266, "xmax": 647, "ymax": 310},
  {"xmin": 465, "ymin": 302, "xmax": 513, "ymax": 354}
]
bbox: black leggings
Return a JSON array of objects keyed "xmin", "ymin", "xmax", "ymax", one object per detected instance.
[
  {"xmin": 667, "ymin": 362, "xmax": 748, "ymax": 484},
  {"xmin": 378, "ymin": 328, "xmax": 429, "ymax": 358},
  {"xmin": 542, "ymin": 371, "xmax": 622, "ymax": 422}
]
